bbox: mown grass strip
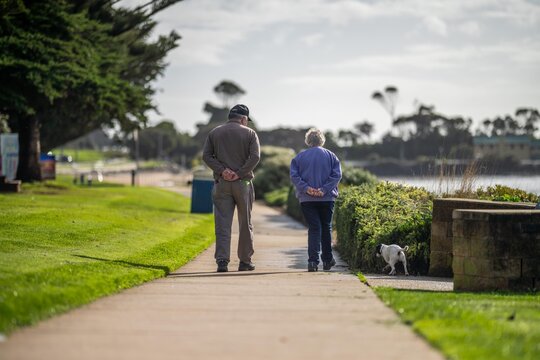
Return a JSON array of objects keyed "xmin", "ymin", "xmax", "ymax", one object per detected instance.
[
  {"xmin": 356, "ymin": 272, "xmax": 369, "ymax": 286},
  {"xmin": 374, "ymin": 287, "xmax": 540, "ymax": 360},
  {"xmin": 0, "ymin": 178, "xmax": 214, "ymax": 334}
]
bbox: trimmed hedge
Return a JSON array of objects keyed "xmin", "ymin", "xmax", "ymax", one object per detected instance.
[
  {"xmin": 286, "ymin": 167, "xmax": 378, "ymax": 223},
  {"xmin": 476, "ymin": 184, "xmax": 539, "ymax": 203},
  {"xmin": 335, "ymin": 181, "xmax": 433, "ymax": 275},
  {"xmin": 341, "ymin": 166, "xmax": 378, "ymax": 186},
  {"xmin": 286, "ymin": 185, "xmax": 304, "ymax": 224},
  {"xmin": 264, "ymin": 186, "xmax": 289, "ymax": 207},
  {"xmin": 253, "ymin": 146, "xmax": 295, "ymax": 199}
]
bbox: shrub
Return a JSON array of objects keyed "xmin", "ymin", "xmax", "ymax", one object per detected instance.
[
  {"xmin": 335, "ymin": 181, "xmax": 433, "ymax": 275},
  {"xmin": 285, "ymin": 166, "xmax": 377, "ymax": 224},
  {"xmin": 341, "ymin": 166, "xmax": 378, "ymax": 186},
  {"xmin": 253, "ymin": 146, "xmax": 295, "ymax": 199},
  {"xmin": 264, "ymin": 187, "xmax": 289, "ymax": 207},
  {"xmin": 475, "ymin": 184, "xmax": 539, "ymax": 203},
  {"xmin": 286, "ymin": 185, "xmax": 304, "ymax": 224}
]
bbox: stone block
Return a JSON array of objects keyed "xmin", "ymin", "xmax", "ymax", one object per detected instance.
[
  {"xmin": 522, "ymin": 258, "xmax": 539, "ymax": 277},
  {"xmin": 452, "ymin": 219, "xmax": 465, "ymax": 238},
  {"xmin": 454, "ymin": 274, "xmax": 508, "ymax": 291},
  {"xmin": 492, "ymin": 221, "xmax": 526, "ymax": 240},
  {"xmin": 453, "ymin": 235, "xmax": 470, "ymax": 257},
  {"xmin": 470, "ymin": 236, "xmax": 495, "ymax": 257},
  {"xmin": 492, "ymin": 258, "xmax": 521, "ymax": 278},
  {"xmin": 462, "ymin": 219, "xmax": 492, "ymax": 238},
  {"xmin": 430, "ymin": 223, "xmax": 453, "ymax": 252},
  {"xmin": 508, "ymin": 277, "xmax": 537, "ymax": 290},
  {"xmin": 463, "ymin": 257, "xmax": 521, "ymax": 278},
  {"xmin": 434, "ymin": 198, "xmax": 535, "ymax": 222},
  {"xmin": 490, "ymin": 234, "xmax": 538, "ymax": 258},
  {"xmin": 431, "ymin": 222, "xmax": 447, "ymax": 241},
  {"xmin": 463, "ymin": 257, "xmax": 490, "ymax": 276},
  {"xmin": 446, "ymin": 222, "xmax": 454, "ymax": 237},
  {"xmin": 452, "ymin": 256, "xmax": 464, "ymax": 275},
  {"xmin": 429, "ymin": 251, "xmax": 453, "ymax": 277}
]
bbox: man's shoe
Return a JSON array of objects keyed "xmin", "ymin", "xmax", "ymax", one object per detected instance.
[
  {"xmin": 323, "ymin": 258, "xmax": 336, "ymax": 271},
  {"xmin": 238, "ymin": 262, "xmax": 255, "ymax": 271},
  {"xmin": 308, "ymin": 262, "xmax": 318, "ymax": 272},
  {"xmin": 217, "ymin": 260, "xmax": 228, "ymax": 273}
]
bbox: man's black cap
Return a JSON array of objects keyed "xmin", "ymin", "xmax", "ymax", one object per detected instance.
[{"xmin": 229, "ymin": 104, "xmax": 252, "ymax": 121}]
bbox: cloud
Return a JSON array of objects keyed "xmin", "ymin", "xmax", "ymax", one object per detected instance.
[
  {"xmin": 422, "ymin": 16, "xmax": 448, "ymax": 36},
  {"xmin": 458, "ymin": 21, "xmax": 481, "ymax": 36},
  {"xmin": 127, "ymin": 0, "xmax": 540, "ymax": 66},
  {"xmin": 328, "ymin": 39, "xmax": 540, "ymax": 73},
  {"xmin": 301, "ymin": 33, "xmax": 324, "ymax": 47}
]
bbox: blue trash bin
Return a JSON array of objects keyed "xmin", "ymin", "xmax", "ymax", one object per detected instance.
[{"xmin": 190, "ymin": 168, "xmax": 214, "ymax": 213}]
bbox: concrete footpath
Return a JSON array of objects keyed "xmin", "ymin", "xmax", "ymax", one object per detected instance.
[{"xmin": 0, "ymin": 201, "xmax": 443, "ymax": 360}]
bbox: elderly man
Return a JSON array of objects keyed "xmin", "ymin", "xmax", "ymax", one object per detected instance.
[
  {"xmin": 202, "ymin": 104, "xmax": 261, "ymax": 272},
  {"xmin": 290, "ymin": 128, "xmax": 342, "ymax": 272}
]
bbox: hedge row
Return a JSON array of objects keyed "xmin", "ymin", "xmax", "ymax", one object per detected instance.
[
  {"xmin": 284, "ymin": 167, "xmax": 379, "ymax": 224},
  {"xmin": 335, "ymin": 181, "xmax": 433, "ymax": 275},
  {"xmin": 253, "ymin": 146, "xmax": 295, "ymax": 199}
]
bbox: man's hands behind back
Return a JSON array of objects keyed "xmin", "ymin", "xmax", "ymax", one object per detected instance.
[{"xmin": 222, "ymin": 168, "xmax": 240, "ymax": 181}]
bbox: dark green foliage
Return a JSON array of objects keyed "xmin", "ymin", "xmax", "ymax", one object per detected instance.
[
  {"xmin": 284, "ymin": 165, "xmax": 377, "ymax": 224},
  {"xmin": 263, "ymin": 186, "xmax": 289, "ymax": 207},
  {"xmin": 0, "ymin": 1, "xmax": 181, "ymax": 180},
  {"xmin": 253, "ymin": 146, "xmax": 295, "ymax": 199},
  {"xmin": 341, "ymin": 166, "xmax": 378, "ymax": 186},
  {"xmin": 476, "ymin": 185, "xmax": 539, "ymax": 203},
  {"xmin": 136, "ymin": 121, "xmax": 199, "ymax": 165},
  {"xmin": 286, "ymin": 185, "xmax": 304, "ymax": 224},
  {"xmin": 257, "ymin": 128, "xmax": 309, "ymax": 153},
  {"xmin": 335, "ymin": 182, "xmax": 433, "ymax": 275}
]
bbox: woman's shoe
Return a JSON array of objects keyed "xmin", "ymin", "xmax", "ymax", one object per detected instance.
[
  {"xmin": 323, "ymin": 258, "xmax": 336, "ymax": 271},
  {"xmin": 308, "ymin": 262, "xmax": 318, "ymax": 272}
]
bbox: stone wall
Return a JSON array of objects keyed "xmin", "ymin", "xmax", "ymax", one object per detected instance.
[
  {"xmin": 452, "ymin": 209, "xmax": 540, "ymax": 291},
  {"xmin": 429, "ymin": 198, "xmax": 535, "ymax": 277}
]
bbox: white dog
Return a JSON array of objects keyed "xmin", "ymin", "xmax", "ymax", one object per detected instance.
[{"xmin": 375, "ymin": 244, "xmax": 409, "ymax": 276}]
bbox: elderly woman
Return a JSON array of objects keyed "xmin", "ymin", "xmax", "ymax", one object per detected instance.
[{"xmin": 290, "ymin": 128, "xmax": 342, "ymax": 272}]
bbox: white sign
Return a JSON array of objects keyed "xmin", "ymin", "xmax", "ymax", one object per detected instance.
[{"xmin": 0, "ymin": 134, "xmax": 19, "ymax": 181}]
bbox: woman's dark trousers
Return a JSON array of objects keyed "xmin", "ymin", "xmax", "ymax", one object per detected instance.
[{"xmin": 300, "ymin": 201, "xmax": 335, "ymax": 264}]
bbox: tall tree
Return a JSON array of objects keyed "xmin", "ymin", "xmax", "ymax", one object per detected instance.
[
  {"xmin": 371, "ymin": 86, "xmax": 398, "ymax": 122},
  {"xmin": 354, "ymin": 121, "xmax": 374, "ymax": 142},
  {"xmin": 0, "ymin": 0, "xmax": 182, "ymax": 181},
  {"xmin": 516, "ymin": 107, "xmax": 540, "ymax": 136},
  {"xmin": 213, "ymin": 80, "xmax": 246, "ymax": 108},
  {"xmin": 372, "ymin": 85, "xmax": 402, "ymax": 158}
]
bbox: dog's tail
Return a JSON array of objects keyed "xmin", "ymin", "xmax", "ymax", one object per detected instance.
[{"xmin": 403, "ymin": 245, "xmax": 409, "ymax": 252}]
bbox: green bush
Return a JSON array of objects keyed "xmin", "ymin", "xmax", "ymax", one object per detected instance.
[
  {"xmin": 264, "ymin": 186, "xmax": 289, "ymax": 207},
  {"xmin": 335, "ymin": 181, "xmax": 433, "ymax": 275},
  {"xmin": 253, "ymin": 146, "xmax": 295, "ymax": 199},
  {"xmin": 284, "ymin": 166, "xmax": 377, "ymax": 224},
  {"xmin": 341, "ymin": 166, "xmax": 378, "ymax": 186},
  {"xmin": 476, "ymin": 184, "xmax": 539, "ymax": 203},
  {"xmin": 286, "ymin": 185, "xmax": 304, "ymax": 224}
]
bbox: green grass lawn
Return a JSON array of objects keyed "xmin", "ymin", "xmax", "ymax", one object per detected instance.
[
  {"xmin": 0, "ymin": 178, "xmax": 214, "ymax": 334},
  {"xmin": 374, "ymin": 287, "xmax": 540, "ymax": 360}
]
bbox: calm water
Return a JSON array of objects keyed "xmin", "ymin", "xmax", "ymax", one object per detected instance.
[{"xmin": 382, "ymin": 175, "xmax": 540, "ymax": 195}]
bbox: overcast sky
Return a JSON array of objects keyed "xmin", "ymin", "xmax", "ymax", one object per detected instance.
[{"xmin": 123, "ymin": 0, "xmax": 540, "ymax": 140}]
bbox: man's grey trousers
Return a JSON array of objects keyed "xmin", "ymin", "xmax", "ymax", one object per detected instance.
[{"xmin": 212, "ymin": 179, "xmax": 255, "ymax": 264}]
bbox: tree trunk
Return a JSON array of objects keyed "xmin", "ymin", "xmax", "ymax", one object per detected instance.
[{"xmin": 16, "ymin": 115, "xmax": 42, "ymax": 182}]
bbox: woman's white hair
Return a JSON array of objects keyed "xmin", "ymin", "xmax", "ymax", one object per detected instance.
[{"xmin": 305, "ymin": 128, "xmax": 326, "ymax": 147}]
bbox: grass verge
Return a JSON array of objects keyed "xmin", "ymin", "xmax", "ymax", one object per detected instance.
[
  {"xmin": 374, "ymin": 287, "xmax": 540, "ymax": 360},
  {"xmin": 356, "ymin": 272, "xmax": 369, "ymax": 285},
  {"xmin": 0, "ymin": 178, "xmax": 214, "ymax": 334}
]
